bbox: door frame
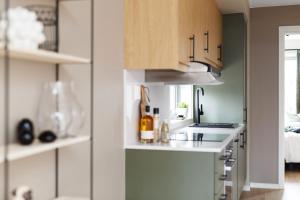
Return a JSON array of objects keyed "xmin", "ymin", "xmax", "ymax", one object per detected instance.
[{"xmin": 278, "ymin": 26, "xmax": 300, "ymax": 187}]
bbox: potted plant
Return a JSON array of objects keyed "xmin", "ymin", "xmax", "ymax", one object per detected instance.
[{"xmin": 176, "ymin": 102, "xmax": 189, "ymax": 119}]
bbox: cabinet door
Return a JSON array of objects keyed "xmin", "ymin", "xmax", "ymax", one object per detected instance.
[
  {"xmin": 232, "ymin": 138, "xmax": 239, "ymax": 200},
  {"xmin": 125, "ymin": 0, "xmax": 179, "ymax": 70},
  {"xmin": 215, "ymin": 9, "xmax": 223, "ymax": 68},
  {"xmin": 178, "ymin": 0, "xmax": 195, "ymax": 66},
  {"xmin": 193, "ymin": 0, "xmax": 208, "ymax": 62},
  {"xmin": 203, "ymin": 0, "xmax": 216, "ymax": 63},
  {"xmin": 203, "ymin": 0, "xmax": 223, "ymax": 68},
  {"xmin": 238, "ymin": 131, "xmax": 247, "ymax": 199}
]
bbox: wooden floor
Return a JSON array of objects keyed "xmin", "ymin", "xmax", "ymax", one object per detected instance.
[{"xmin": 240, "ymin": 171, "xmax": 300, "ymax": 200}]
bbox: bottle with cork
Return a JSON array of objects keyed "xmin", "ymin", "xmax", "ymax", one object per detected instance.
[{"xmin": 140, "ymin": 105, "xmax": 154, "ymax": 143}]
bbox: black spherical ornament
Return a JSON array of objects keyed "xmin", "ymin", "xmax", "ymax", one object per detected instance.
[
  {"xmin": 38, "ymin": 131, "xmax": 57, "ymax": 143},
  {"xmin": 17, "ymin": 119, "xmax": 35, "ymax": 145}
]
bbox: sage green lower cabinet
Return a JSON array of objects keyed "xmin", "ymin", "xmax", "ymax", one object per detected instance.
[
  {"xmin": 126, "ymin": 150, "xmax": 225, "ymax": 200},
  {"xmin": 237, "ymin": 131, "xmax": 247, "ymax": 199}
]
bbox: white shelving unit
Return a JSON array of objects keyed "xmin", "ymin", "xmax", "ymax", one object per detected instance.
[
  {"xmin": 0, "ymin": 46, "xmax": 90, "ymax": 64},
  {"xmin": 0, "ymin": 0, "xmax": 94, "ymax": 199},
  {"xmin": 0, "ymin": 136, "xmax": 90, "ymax": 164}
]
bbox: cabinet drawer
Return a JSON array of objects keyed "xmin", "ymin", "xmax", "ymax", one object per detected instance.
[
  {"xmin": 214, "ymin": 185, "xmax": 226, "ymax": 200},
  {"xmin": 215, "ymin": 151, "xmax": 225, "ymax": 173},
  {"xmin": 215, "ymin": 171, "xmax": 225, "ymax": 194}
]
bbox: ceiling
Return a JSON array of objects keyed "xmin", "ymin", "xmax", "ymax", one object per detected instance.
[{"xmin": 249, "ymin": 0, "xmax": 300, "ymax": 8}]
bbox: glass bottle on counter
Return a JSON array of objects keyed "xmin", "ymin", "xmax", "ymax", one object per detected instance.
[
  {"xmin": 161, "ymin": 120, "xmax": 170, "ymax": 143},
  {"xmin": 140, "ymin": 105, "xmax": 154, "ymax": 143},
  {"xmin": 153, "ymin": 108, "xmax": 160, "ymax": 143}
]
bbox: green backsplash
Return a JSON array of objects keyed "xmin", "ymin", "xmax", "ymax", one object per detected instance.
[{"xmin": 194, "ymin": 14, "xmax": 246, "ymax": 124}]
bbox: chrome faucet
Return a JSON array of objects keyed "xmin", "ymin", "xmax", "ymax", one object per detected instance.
[{"xmin": 195, "ymin": 87, "xmax": 204, "ymax": 124}]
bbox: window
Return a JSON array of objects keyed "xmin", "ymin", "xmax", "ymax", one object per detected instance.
[{"xmin": 170, "ymin": 85, "xmax": 193, "ymax": 119}]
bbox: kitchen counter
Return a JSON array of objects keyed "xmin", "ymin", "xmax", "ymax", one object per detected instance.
[{"xmin": 125, "ymin": 124, "xmax": 245, "ymax": 153}]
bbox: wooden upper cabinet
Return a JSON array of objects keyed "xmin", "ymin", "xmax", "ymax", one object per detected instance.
[
  {"xmin": 205, "ymin": 0, "xmax": 223, "ymax": 68},
  {"xmin": 194, "ymin": 0, "xmax": 209, "ymax": 62},
  {"xmin": 178, "ymin": 0, "xmax": 195, "ymax": 67},
  {"xmin": 124, "ymin": 0, "xmax": 223, "ymax": 71}
]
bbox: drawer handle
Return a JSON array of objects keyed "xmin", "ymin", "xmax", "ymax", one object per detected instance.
[
  {"xmin": 219, "ymin": 174, "xmax": 227, "ymax": 181},
  {"xmin": 219, "ymin": 155, "xmax": 227, "ymax": 161},
  {"xmin": 189, "ymin": 35, "xmax": 195, "ymax": 61},
  {"xmin": 217, "ymin": 45, "xmax": 223, "ymax": 62},
  {"xmin": 219, "ymin": 194, "xmax": 227, "ymax": 200}
]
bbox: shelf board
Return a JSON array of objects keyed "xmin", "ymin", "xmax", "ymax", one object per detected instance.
[
  {"xmin": 0, "ymin": 46, "xmax": 90, "ymax": 64},
  {"xmin": 54, "ymin": 197, "xmax": 90, "ymax": 200},
  {"xmin": 0, "ymin": 135, "xmax": 90, "ymax": 163}
]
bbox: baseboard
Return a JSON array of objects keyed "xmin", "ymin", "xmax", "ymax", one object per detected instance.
[
  {"xmin": 243, "ymin": 185, "xmax": 251, "ymax": 191},
  {"xmin": 250, "ymin": 182, "xmax": 284, "ymax": 189},
  {"xmin": 225, "ymin": 181, "xmax": 251, "ymax": 191}
]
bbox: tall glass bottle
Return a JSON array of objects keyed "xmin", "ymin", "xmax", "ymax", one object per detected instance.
[
  {"xmin": 140, "ymin": 105, "xmax": 154, "ymax": 144},
  {"xmin": 153, "ymin": 108, "xmax": 160, "ymax": 143}
]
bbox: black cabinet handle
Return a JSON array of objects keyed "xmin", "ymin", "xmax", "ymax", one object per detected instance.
[
  {"xmin": 219, "ymin": 194, "xmax": 227, "ymax": 200},
  {"xmin": 219, "ymin": 155, "xmax": 228, "ymax": 161},
  {"xmin": 240, "ymin": 132, "xmax": 245, "ymax": 149},
  {"xmin": 189, "ymin": 35, "xmax": 195, "ymax": 61},
  {"xmin": 234, "ymin": 138, "xmax": 239, "ymax": 143},
  {"xmin": 204, "ymin": 31, "xmax": 209, "ymax": 53},
  {"xmin": 218, "ymin": 44, "xmax": 223, "ymax": 62},
  {"xmin": 219, "ymin": 174, "xmax": 227, "ymax": 181}
]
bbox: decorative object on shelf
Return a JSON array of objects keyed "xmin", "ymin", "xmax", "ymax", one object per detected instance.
[
  {"xmin": 140, "ymin": 105, "xmax": 154, "ymax": 144},
  {"xmin": 140, "ymin": 85, "xmax": 150, "ymax": 117},
  {"xmin": 37, "ymin": 81, "xmax": 85, "ymax": 138},
  {"xmin": 161, "ymin": 120, "xmax": 170, "ymax": 143},
  {"xmin": 153, "ymin": 108, "xmax": 160, "ymax": 143},
  {"xmin": 38, "ymin": 130, "xmax": 57, "ymax": 143},
  {"xmin": 12, "ymin": 186, "xmax": 33, "ymax": 200},
  {"xmin": 17, "ymin": 119, "xmax": 35, "ymax": 145},
  {"xmin": 0, "ymin": 7, "xmax": 46, "ymax": 50},
  {"xmin": 176, "ymin": 102, "xmax": 189, "ymax": 119},
  {"xmin": 26, "ymin": 5, "xmax": 57, "ymax": 51}
]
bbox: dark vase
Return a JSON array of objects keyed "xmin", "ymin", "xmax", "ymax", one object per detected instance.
[{"xmin": 17, "ymin": 119, "xmax": 35, "ymax": 145}]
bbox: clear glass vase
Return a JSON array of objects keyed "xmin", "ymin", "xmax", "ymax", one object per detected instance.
[{"xmin": 37, "ymin": 81, "xmax": 85, "ymax": 138}]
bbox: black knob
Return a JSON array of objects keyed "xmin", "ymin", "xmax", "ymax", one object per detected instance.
[
  {"xmin": 17, "ymin": 119, "xmax": 35, "ymax": 145},
  {"xmin": 38, "ymin": 131, "xmax": 57, "ymax": 143},
  {"xmin": 219, "ymin": 194, "xmax": 227, "ymax": 200}
]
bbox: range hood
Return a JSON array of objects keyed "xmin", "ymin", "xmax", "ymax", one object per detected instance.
[{"xmin": 145, "ymin": 62, "xmax": 224, "ymax": 85}]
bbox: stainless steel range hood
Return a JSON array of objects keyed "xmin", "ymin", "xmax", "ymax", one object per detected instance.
[{"xmin": 145, "ymin": 62, "xmax": 224, "ymax": 85}]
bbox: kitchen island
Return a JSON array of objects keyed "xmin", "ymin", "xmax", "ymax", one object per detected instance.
[{"xmin": 126, "ymin": 125, "xmax": 247, "ymax": 200}]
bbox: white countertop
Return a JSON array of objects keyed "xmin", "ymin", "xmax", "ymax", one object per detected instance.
[{"xmin": 125, "ymin": 124, "xmax": 245, "ymax": 153}]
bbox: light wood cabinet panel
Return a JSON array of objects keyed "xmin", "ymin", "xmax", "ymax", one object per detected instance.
[
  {"xmin": 194, "ymin": 0, "xmax": 208, "ymax": 62},
  {"xmin": 124, "ymin": 0, "xmax": 223, "ymax": 71},
  {"xmin": 178, "ymin": 0, "xmax": 195, "ymax": 66},
  {"xmin": 207, "ymin": 0, "xmax": 223, "ymax": 68},
  {"xmin": 125, "ymin": 0, "xmax": 184, "ymax": 71},
  {"xmin": 215, "ymin": 5, "xmax": 223, "ymax": 68},
  {"xmin": 125, "ymin": 0, "xmax": 177, "ymax": 70}
]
